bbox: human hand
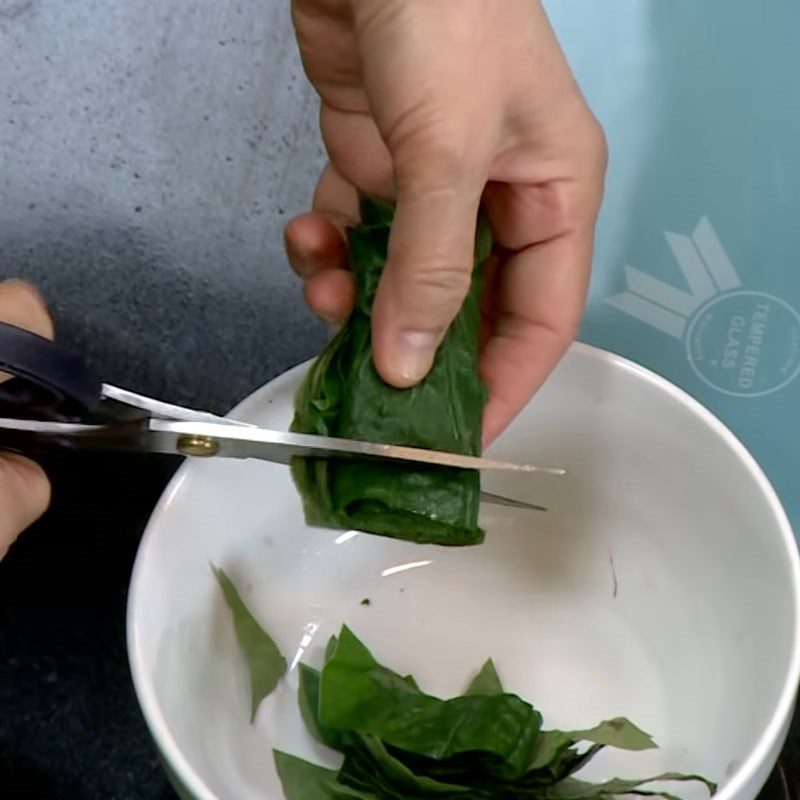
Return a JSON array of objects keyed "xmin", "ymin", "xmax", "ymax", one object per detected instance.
[
  {"xmin": 286, "ymin": 0, "xmax": 606, "ymax": 445},
  {"xmin": 0, "ymin": 279, "xmax": 54, "ymax": 560}
]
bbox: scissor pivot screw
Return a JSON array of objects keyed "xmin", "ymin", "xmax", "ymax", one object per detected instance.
[{"xmin": 177, "ymin": 434, "xmax": 220, "ymax": 457}]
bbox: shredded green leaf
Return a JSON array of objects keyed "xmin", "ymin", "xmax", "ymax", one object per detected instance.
[
  {"xmin": 274, "ymin": 751, "xmax": 377, "ymax": 800},
  {"xmin": 274, "ymin": 626, "xmax": 717, "ymax": 800},
  {"xmin": 213, "ymin": 566, "xmax": 287, "ymax": 721},
  {"xmin": 464, "ymin": 659, "xmax": 505, "ymax": 696},
  {"xmin": 565, "ymin": 718, "xmax": 656, "ymax": 752},
  {"xmin": 214, "ymin": 574, "xmax": 715, "ymax": 800},
  {"xmin": 319, "ymin": 626, "xmax": 541, "ymax": 777}
]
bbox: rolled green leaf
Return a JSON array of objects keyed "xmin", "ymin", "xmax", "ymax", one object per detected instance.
[{"xmin": 290, "ymin": 196, "xmax": 491, "ymax": 546}]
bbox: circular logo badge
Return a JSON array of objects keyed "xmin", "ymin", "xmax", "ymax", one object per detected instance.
[{"xmin": 686, "ymin": 291, "xmax": 800, "ymax": 398}]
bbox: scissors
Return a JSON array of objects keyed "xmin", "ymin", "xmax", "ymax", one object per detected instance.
[{"xmin": 0, "ymin": 320, "xmax": 562, "ymax": 511}]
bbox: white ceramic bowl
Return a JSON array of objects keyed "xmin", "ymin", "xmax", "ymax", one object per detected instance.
[{"xmin": 127, "ymin": 344, "xmax": 800, "ymax": 800}]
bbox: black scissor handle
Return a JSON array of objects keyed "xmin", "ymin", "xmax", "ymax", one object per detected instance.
[{"xmin": 0, "ymin": 320, "xmax": 103, "ymax": 418}]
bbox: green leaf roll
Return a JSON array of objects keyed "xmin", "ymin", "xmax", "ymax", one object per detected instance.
[{"xmin": 290, "ymin": 196, "xmax": 492, "ymax": 545}]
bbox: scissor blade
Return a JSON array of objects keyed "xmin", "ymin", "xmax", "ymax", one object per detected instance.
[
  {"xmin": 141, "ymin": 420, "xmax": 565, "ymax": 475},
  {"xmin": 148, "ymin": 422, "xmax": 553, "ymax": 510},
  {"xmin": 0, "ymin": 418, "xmax": 554, "ymax": 511},
  {"xmin": 479, "ymin": 491, "xmax": 547, "ymax": 512},
  {"xmin": 0, "ymin": 417, "xmax": 565, "ymax": 475},
  {"xmin": 100, "ymin": 384, "xmax": 252, "ymax": 427}
]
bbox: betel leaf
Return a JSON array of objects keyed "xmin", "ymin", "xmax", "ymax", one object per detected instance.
[
  {"xmin": 273, "ymin": 751, "xmax": 380, "ymax": 800},
  {"xmin": 298, "ymin": 663, "xmax": 350, "ymax": 752},
  {"xmin": 526, "ymin": 731, "xmax": 587, "ymax": 772},
  {"xmin": 340, "ymin": 735, "xmax": 472, "ymax": 798},
  {"xmin": 536, "ymin": 773, "xmax": 718, "ymax": 800},
  {"xmin": 523, "ymin": 718, "xmax": 653, "ymax": 775},
  {"xmin": 213, "ymin": 566, "xmax": 287, "ymax": 721},
  {"xmin": 274, "ymin": 626, "xmax": 716, "ymax": 800},
  {"xmin": 566, "ymin": 718, "xmax": 657, "ymax": 751},
  {"xmin": 290, "ymin": 195, "xmax": 492, "ymax": 546},
  {"xmin": 273, "ymin": 752, "xmax": 341, "ymax": 800},
  {"xmin": 464, "ymin": 659, "xmax": 505, "ymax": 696},
  {"xmin": 318, "ymin": 626, "xmax": 542, "ymax": 778}
]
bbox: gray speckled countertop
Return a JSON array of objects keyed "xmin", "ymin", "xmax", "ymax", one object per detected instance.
[
  {"xmin": 1, "ymin": 0, "xmax": 327, "ymax": 411},
  {"xmin": 0, "ymin": 2, "xmax": 327, "ymax": 797}
]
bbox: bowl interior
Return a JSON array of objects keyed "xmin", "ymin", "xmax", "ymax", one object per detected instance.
[{"xmin": 128, "ymin": 345, "xmax": 799, "ymax": 800}]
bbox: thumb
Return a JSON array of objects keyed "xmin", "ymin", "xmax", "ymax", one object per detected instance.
[{"xmin": 371, "ymin": 149, "xmax": 484, "ymax": 387}]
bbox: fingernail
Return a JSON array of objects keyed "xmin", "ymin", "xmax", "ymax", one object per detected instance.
[{"xmin": 394, "ymin": 330, "xmax": 440, "ymax": 383}]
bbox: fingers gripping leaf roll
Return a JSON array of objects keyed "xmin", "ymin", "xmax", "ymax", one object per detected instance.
[{"xmin": 290, "ymin": 196, "xmax": 491, "ymax": 546}]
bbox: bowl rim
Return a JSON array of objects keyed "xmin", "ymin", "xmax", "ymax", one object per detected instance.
[{"xmin": 126, "ymin": 342, "xmax": 800, "ymax": 800}]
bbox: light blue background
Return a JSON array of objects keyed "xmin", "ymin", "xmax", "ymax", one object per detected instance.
[{"xmin": 546, "ymin": 0, "xmax": 800, "ymax": 530}]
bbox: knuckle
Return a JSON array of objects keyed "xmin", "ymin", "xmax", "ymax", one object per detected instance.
[
  {"xmin": 585, "ymin": 114, "xmax": 609, "ymax": 175},
  {"xmin": 545, "ymin": 129, "xmax": 607, "ymax": 234},
  {"xmin": 541, "ymin": 182, "xmax": 592, "ymax": 236},
  {"xmin": 564, "ymin": 107, "xmax": 608, "ymax": 188},
  {"xmin": 389, "ymin": 109, "xmax": 477, "ymax": 191},
  {"xmin": 496, "ymin": 311, "xmax": 578, "ymax": 356},
  {"xmin": 396, "ymin": 141, "xmax": 465, "ymax": 190},
  {"xmin": 401, "ymin": 259, "xmax": 472, "ymax": 314},
  {"xmin": 414, "ymin": 261, "xmax": 472, "ymax": 294}
]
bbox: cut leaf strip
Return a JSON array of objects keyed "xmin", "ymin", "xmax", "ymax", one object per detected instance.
[{"xmin": 213, "ymin": 566, "xmax": 287, "ymax": 721}]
